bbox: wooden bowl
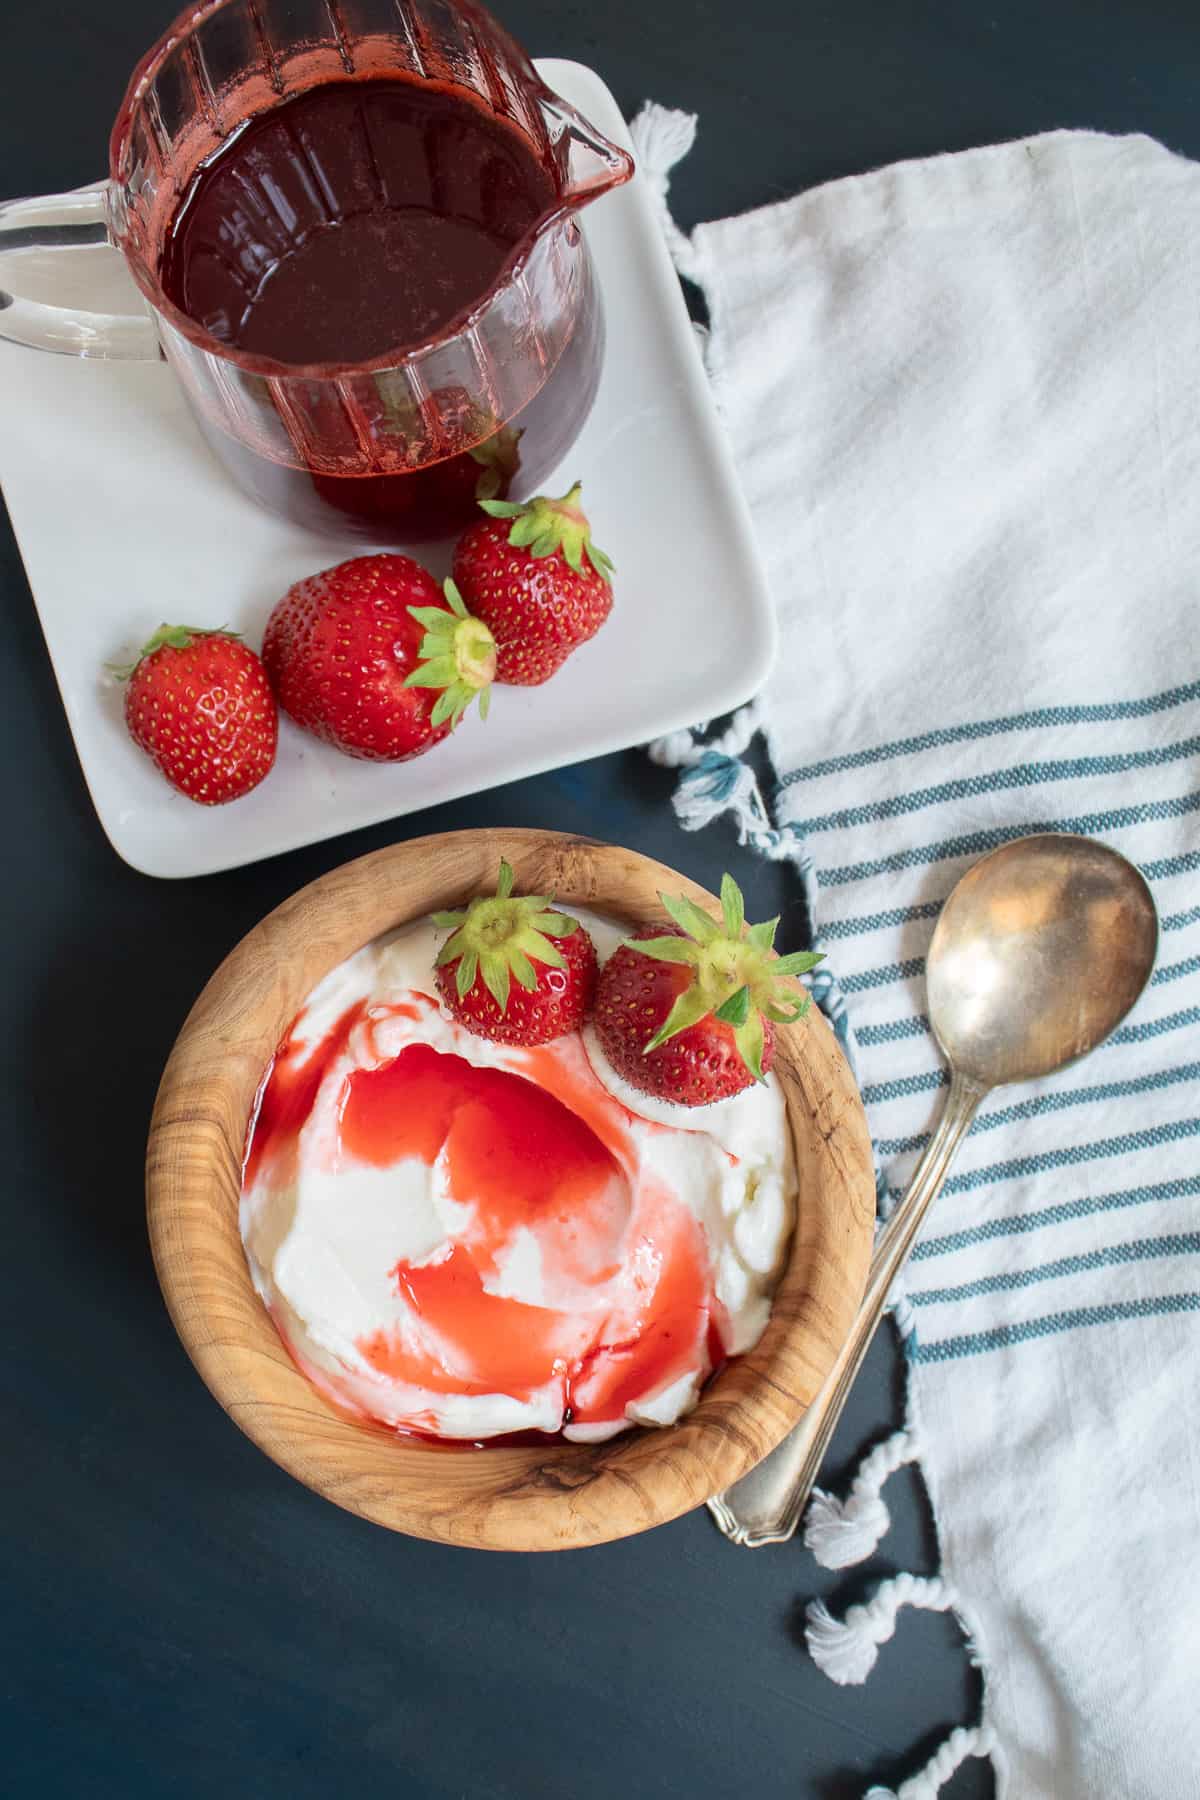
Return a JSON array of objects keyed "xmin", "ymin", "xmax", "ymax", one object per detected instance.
[{"xmin": 147, "ymin": 830, "xmax": 874, "ymax": 1551}]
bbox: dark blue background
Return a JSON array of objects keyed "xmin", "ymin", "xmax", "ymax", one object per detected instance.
[{"xmin": 4, "ymin": 2, "xmax": 1197, "ymax": 1792}]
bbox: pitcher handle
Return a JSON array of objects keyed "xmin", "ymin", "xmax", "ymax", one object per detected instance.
[{"xmin": 0, "ymin": 183, "xmax": 161, "ymax": 361}]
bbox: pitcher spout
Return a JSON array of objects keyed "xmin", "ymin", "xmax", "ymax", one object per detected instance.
[{"xmin": 538, "ymin": 91, "xmax": 635, "ymax": 208}]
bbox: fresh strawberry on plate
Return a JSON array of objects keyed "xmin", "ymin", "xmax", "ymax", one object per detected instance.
[
  {"xmin": 263, "ymin": 554, "xmax": 495, "ymax": 762},
  {"xmin": 434, "ymin": 859, "xmax": 597, "ymax": 1045},
  {"xmin": 451, "ymin": 481, "xmax": 614, "ymax": 685},
  {"xmin": 117, "ymin": 624, "xmax": 277, "ymax": 805},
  {"xmin": 595, "ymin": 875, "xmax": 823, "ymax": 1107}
]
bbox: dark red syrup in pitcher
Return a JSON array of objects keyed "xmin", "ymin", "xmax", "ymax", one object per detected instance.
[{"xmin": 161, "ymin": 78, "xmax": 603, "ymax": 539}]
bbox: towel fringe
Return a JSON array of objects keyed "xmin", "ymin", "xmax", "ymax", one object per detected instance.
[
  {"xmin": 805, "ymin": 1572, "xmax": 957, "ymax": 1686},
  {"xmin": 804, "ymin": 1427, "xmax": 919, "ymax": 1569},
  {"xmin": 628, "ymin": 103, "xmax": 705, "ymax": 283},
  {"xmin": 865, "ymin": 1723, "xmax": 998, "ymax": 1800}
]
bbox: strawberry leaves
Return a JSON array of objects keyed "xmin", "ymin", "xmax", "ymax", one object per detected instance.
[
  {"xmin": 644, "ymin": 982, "xmax": 713, "ymax": 1053},
  {"xmin": 478, "ymin": 481, "xmax": 614, "ymax": 585},
  {"xmin": 454, "ymin": 947, "xmax": 479, "ymax": 999},
  {"xmin": 109, "ymin": 623, "xmax": 240, "ymax": 681},
  {"xmin": 720, "ymin": 872, "xmax": 745, "ymax": 940},
  {"xmin": 435, "ymin": 859, "xmax": 580, "ymax": 1017},
  {"xmin": 433, "ymin": 859, "xmax": 598, "ymax": 1049},
  {"xmin": 713, "ymin": 985, "xmax": 751, "ymax": 1026},
  {"xmin": 659, "ymin": 890, "xmax": 723, "ymax": 944},
  {"xmin": 734, "ymin": 1007, "xmax": 767, "ymax": 1083},
  {"xmin": 625, "ymin": 935, "xmax": 702, "ymax": 965},
  {"xmin": 623, "ymin": 874, "xmax": 824, "ymax": 1080},
  {"xmin": 404, "ymin": 578, "xmax": 497, "ymax": 727},
  {"xmin": 772, "ymin": 951, "xmax": 826, "ymax": 977}
]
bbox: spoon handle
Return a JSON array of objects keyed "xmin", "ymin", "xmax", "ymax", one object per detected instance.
[{"xmin": 708, "ymin": 1071, "xmax": 987, "ymax": 1548}]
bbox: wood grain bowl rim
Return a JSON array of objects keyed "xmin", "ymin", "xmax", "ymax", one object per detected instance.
[{"xmin": 146, "ymin": 829, "xmax": 874, "ymax": 1551}]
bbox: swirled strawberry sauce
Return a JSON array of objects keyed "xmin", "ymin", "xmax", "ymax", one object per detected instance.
[{"xmin": 240, "ymin": 913, "xmax": 795, "ymax": 1443}]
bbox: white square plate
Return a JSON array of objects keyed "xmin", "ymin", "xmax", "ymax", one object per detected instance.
[{"xmin": 0, "ymin": 61, "xmax": 773, "ymax": 879}]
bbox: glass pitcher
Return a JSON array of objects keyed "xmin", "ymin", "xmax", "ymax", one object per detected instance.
[{"xmin": 0, "ymin": 0, "xmax": 633, "ymax": 540}]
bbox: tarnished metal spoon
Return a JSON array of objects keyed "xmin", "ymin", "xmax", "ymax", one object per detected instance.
[{"xmin": 710, "ymin": 832, "xmax": 1159, "ymax": 1547}]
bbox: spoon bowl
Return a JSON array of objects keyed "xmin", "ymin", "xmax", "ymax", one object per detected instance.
[{"xmin": 927, "ymin": 833, "xmax": 1159, "ymax": 1087}]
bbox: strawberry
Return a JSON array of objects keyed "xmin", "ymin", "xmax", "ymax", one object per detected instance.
[
  {"xmin": 451, "ymin": 481, "xmax": 614, "ymax": 685},
  {"xmin": 594, "ymin": 875, "xmax": 824, "ymax": 1107},
  {"xmin": 433, "ymin": 859, "xmax": 597, "ymax": 1046},
  {"xmin": 117, "ymin": 624, "xmax": 277, "ymax": 805},
  {"xmin": 262, "ymin": 555, "xmax": 495, "ymax": 762}
]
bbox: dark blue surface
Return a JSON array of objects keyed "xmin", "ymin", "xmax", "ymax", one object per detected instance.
[{"xmin": 6, "ymin": 1, "xmax": 1199, "ymax": 1792}]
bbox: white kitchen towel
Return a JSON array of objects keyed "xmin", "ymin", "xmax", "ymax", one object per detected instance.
[{"xmin": 632, "ymin": 110, "xmax": 1200, "ymax": 1799}]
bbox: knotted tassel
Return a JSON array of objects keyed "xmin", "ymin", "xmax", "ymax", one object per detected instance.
[
  {"xmin": 865, "ymin": 1722, "xmax": 997, "ymax": 1800},
  {"xmin": 648, "ymin": 700, "xmax": 760, "ymax": 771},
  {"xmin": 647, "ymin": 724, "xmax": 705, "ymax": 770},
  {"xmin": 804, "ymin": 1427, "xmax": 919, "ymax": 1569},
  {"xmin": 628, "ymin": 103, "xmax": 704, "ymax": 283},
  {"xmin": 805, "ymin": 1572, "xmax": 957, "ymax": 1686}
]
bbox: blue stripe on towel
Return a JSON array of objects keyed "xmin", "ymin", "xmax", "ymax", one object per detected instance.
[
  {"xmin": 1152, "ymin": 953, "xmax": 1200, "ymax": 986},
  {"xmin": 791, "ymin": 737, "xmax": 1200, "ymax": 836},
  {"xmin": 862, "ymin": 1069, "xmax": 948, "ymax": 1105},
  {"xmin": 822, "ymin": 901, "xmax": 944, "ymax": 941},
  {"xmin": 875, "ymin": 1060, "xmax": 1200, "ymax": 1156},
  {"xmin": 911, "ymin": 1292, "xmax": 1200, "ymax": 1363},
  {"xmin": 819, "ymin": 792, "xmax": 1200, "ymax": 887},
  {"xmin": 909, "ymin": 1233, "xmax": 1200, "ymax": 1304},
  {"xmin": 780, "ymin": 679, "xmax": 1200, "ymax": 786},
  {"xmin": 857, "ymin": 999, "xmax": 1198, "ymax": 1055},
  {"xmin": 1143, "ymin": 848, "xmax": 1200, "ymax": 881},
  {"xmin": 1111, "ymin": 1004, "xmax": 1200, "ymax": 1045},
  {"xmin": 839, "ymin": 957, "xmax": 926, "ymax": 994},
  {"xmin": 885, "ymin": 1115, "xmax": 1200, "ymax": 1201},
  {"xmin": 973, "ymin": 1060, "xmax": 1200, "ymax": 1131},
  {"xmin": 911, "ymin": 1175, "xmax": 1200, "ymax": 1259},
  {"xmin": 879, "ymin": 1133, "xmax": 935, "ymax": 1157},
  {"xmin": 858, "ymin": 1015, "xmax": 931, "ymax": 1046}
]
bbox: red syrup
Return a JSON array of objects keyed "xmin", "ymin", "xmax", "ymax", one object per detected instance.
[
  {"xmin": 161, "ymin": 77, "xmax": 604, "ymax": 539},
  {"xmin": 245, "ymin": 1013, "xmax": 732, "ymax": 1443},
  {"xmin": 242, "ymin": 999, "xmax": 368, "ymax": 1191}
]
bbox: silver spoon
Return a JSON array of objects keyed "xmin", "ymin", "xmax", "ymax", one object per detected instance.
[{"xmin": 710, "ymin": 832, "xmax": 1158, "ymax": 1548}]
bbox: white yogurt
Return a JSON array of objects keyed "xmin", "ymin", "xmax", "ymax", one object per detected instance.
[{"xmin": 240, "ymin": 910, "xmax": 796, "ymax": 1441}]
